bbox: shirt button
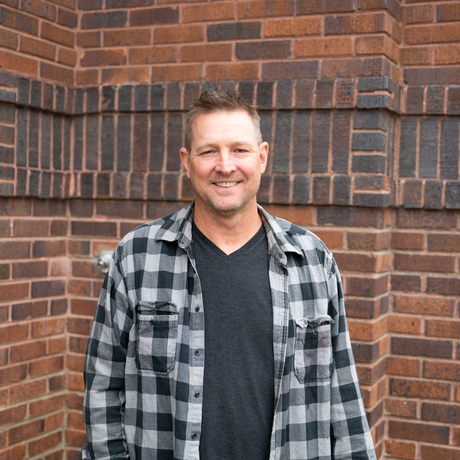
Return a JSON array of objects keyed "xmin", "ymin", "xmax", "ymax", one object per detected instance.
[
  {"xmin": 195, "ymin": 306, "xmax": 200, "ymax": 312},
  {"xmin": 194, "ymin": 392, "xmax": 200, "ymax": 398},
  {"xmin": 191, "ymin": 433, "xmax": 197, "ymax": 440},
  {"xmin": 194, "ymin": 350, "xmax": 200, "ymax": 356}
]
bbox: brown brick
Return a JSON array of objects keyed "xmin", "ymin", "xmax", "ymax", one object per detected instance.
[
  {"xmin": 0, "ymin": 7, "xmax": 39, "ymax": 36},
  {"xmin": 438, "ymin": 3, "xmax": 460, "ymax": 22},
  {"xmin": 404, "ymin": 5, "xmax": 434, "ymax": 24},
  {"xmin": 155, "ymin": 25, "xmax": 203, "ymax": 44},
  {"xmin": 428, "ymin": 233, "xmax": 460, "ymax": 252},
  {"xmin": 67, "ymin": 353, "xmax": 85, "ymax": 372},
  {"xmin": 67, "ymin": 317, "xmax": 92, "ymax": 335},
  {"xmin": 390, "ymin": 378, "xmax": 450, "ymax": 400},
  {"xmin": 80, "ymin": 48, "xmax": 126, "ymax": 67},
  {"xmin": 41, "ymin": 22, "xmax": 74, "ymax": 48},
  {"xmin": 345, "ymin": 275, "xmax": 388, "ymax": 297},
  {"xmin": 421, "ymin": 402, "xmax": 460, "ymax": 424},
  {"xmin": 181, "ymin": 43, "xmax": 231, "ymax": 62},
  {"xmin": 31, "ymin": 279, "xmax": 65, "ymax": 298},
  {"xmin": 29, "ymin": 431, "xmax": 62, "ymax": 457},
  {"xmin": 264, "ymin": 17, "xmax": 322, "ymax": 37},
  {"xmin": 10, "ymin": 339, "xmax": 47, "ymax": 363},
  {"xmin": 334, "ymin": 252, "xmax": 390, "ymax": 273},
  {"xmin": 384, "ymin": 440, "xmax": 416, "ymax": 460},
  {"xmin": 45, "ymin": 411, "xmax": 64, "ymax": 431},
  {"xmin": 384, "ymin": 398, "xmax": 417, "ymax": 418},
  {"xmin": 49, "ymin": 373, "xmax": 65, "ymax": 391},
  {"xmin": 68, "ymin": 279, "xmax": 91, "ymax": 296},
  {"xmin": 33, "ymin": 240, "xmax": 66, "ymax": 257},
  {"xmin": 392, "ymin": 337, "xmax": 453, "ymax": 359},
  {"xmin": 238, "ymin": 0, "xmax": 293, "ymax": 18},
  {"xmin": 424, "ymin": 360, "xmax": 460, "ymax": 382},
  {"xmin": 76, "ymin": 31, "xmax": 101, "ymax": 48},
  {"xmin": 129, "ymin": 46, "xmax": 176, "ymax": 65},
  {"xmin": 0, "ymin": 364, "xmax": 28, "ymax": 386},
  {"xmin": 48, "ymin": 336, "xmax": 66, "ymax": 355},
  {"xmin": 390, "ymin": 419, "xmax": 449, "ymax": 444},
  {"xmin": 348, "ymin": 316, "xmax": 386, "ymax": 341},
  {"xmin": 12, "ymin": 260, "xmax": 48, "ymax": 279},
  {"xmin": 394, "ymin": 253, "xmax": 456, "ymax": 273},
  {"xmin": 391, "ymin": 232, "xmax": 425, "ymax": 250},
  {"xmin": 0, "ymin": 27, "xmax": 18, "ymax": 50},
  {"xmin": 386, "ymin": 357, "xmax": 420, "ymax": 377},
  {"xmin": 0, "ymin": 283, "xmax": 29, "ymax": 302},
  {"xmin": 102, "ymin": 67, "xmax": 149, "ymax": 84},
  {"xmin": 356, "ymin": 35, "xmax": 399, "ymax": 62},
  {"xmin": 295, "ymin": 37, "xmax": 353, "ymax": 57},
  {"xmin": 400, "ymin": 47, "xmax": 432, "ymax": 65},
  {"xmin": 426, "ymin": 320, "xmax": 460, "ymax": 340},
  {"xmin": 104, "ymin": 29, "xmax": 150, "ymax": 47},
  {"xmin": 322, "ymin": 57, "xmax": 388, "ymax": 78},
  {"xmin": 0, "ymin": 323, "xmax": 29, "ymax": 344},
  {"xmin": 67, "ymin": 371, "xmax": 84, "ymax": 391},
  {"xmin": 71, "ymin": 221, "xmax": 117, "ymax": 237},
  {"xmin": 72, "ymin": 260, "xmax": 102, "ymax": 278},
  {"xmin": 32, "ymin": 318, "xmax": 65, "ymax": 338},
  {"xmin": 76, "ymin": 69, "xmax": 99, "ymax": 86},
  {"xmin": 66, "ymin": 428, "xmax": 86, "ymax": 447},
  {"xmin": 206, "ymin": 62, "xmax": 258, "ymax": 81},
  {"xmin": 12, "ymin": 300, "xmax": 47, "ymax": 320},
  {"xmin": 69, "ymin": 336, "xmax": 88, "ymax": 354},
  {"xmin": 0, "ymin": 241, "xmax": 30, "ymax": 258},
  {"xmin": 71, "ymin": 298, "xmax": 97, "ymax": 316},
  {"xmin": 21, "ymin": 0, "xmax": 56, "ymax": 20},
  {"xmin": 421, "ymin": 446, "xmax": 459, "ymax": 460},
  {"xmin": 29, "ymin": 355, "xmax": 64, "ymax": 377},
  {"xmin": 0, "ymin": 50, "xmax": 38, "ymax": 77},
  {"xmin": 9, "ymin": 379, "xmax": 47, "ymax": 403},
  {"xmin": 347, "ymin": 231, "xmax": 390, "ymax": 251},
  {"xmin": 0, "ymin": 404, "xmax": 26, "ymax": 427},
  {"xmin": 183, "ymin": 2, "xmax": 235, "ymax": 23},
  {"xmin": 129, "ymin": 6, "xmax": 178, "ymax": 26},
  {"xmin": 325, "ymin": 12, "xmax": 390, "ymax": 35},
  {"xmin": 312, "ymin": 230, "xmax": 344, "ymax": 249},
  {"xmin": 40, "ymin": 62, "xmax": 74, "ymax": 85},
  {"xmin": 19, "ymin": 36, "xmax": 55, "ymax": 61},
  {"xmin": 391, "ymin": 274, "xmax": 421, "ymax": 292},
  {"xmin": 388, "ymin": 315, "xmax": 421, "ymax": 335},
  {"xmin": 13, "ymin": 219, "xmax": 49, "ymax": 237},
  {"xmin": 58, "ymin": 48, "xmax": 77, "ymax": 67},
  {"xmin": 406, "ymin": 24, "xmax": 460, "ymax": 46}
]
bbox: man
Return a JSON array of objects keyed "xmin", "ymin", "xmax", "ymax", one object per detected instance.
[{"xmin": 83, "ymin": 88, "xmax": 376, "ymax": 460}]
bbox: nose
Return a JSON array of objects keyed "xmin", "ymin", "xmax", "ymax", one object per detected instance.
[{"xmin": 215, "ymin": 152, "xmax": 237, "ymax": 175}]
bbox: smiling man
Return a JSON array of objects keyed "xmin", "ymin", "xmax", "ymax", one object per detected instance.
[{"xmin": 83, "ymin": 88, "xmax": 376, "ymax": 460}]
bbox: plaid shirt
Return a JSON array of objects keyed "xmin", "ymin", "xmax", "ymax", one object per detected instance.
[{"xmin": 83, "ymin": 202, "xmax": 376, "ymax": 460}]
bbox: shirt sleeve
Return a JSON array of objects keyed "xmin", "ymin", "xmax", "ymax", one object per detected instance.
[
  {"xmin": 82, "ymin": 247, "xmax": 132, "ymax": 460},
  {"xmin": 328, "ymin": 258, "xmax": 377, "ymax": 460}
]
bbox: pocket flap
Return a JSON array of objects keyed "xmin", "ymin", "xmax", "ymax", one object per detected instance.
[
  {"xmin": 295, "ymin": 315, "xmax": 334, "ymax": 329},
  {"xmin": 136, "ymin": 300, "xmax": 179, "ymax": 314}
]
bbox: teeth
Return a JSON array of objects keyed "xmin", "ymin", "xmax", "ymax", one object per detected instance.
[{"xmin": 215, "ymin": 182, "xmax": 238, "ymax": 187}]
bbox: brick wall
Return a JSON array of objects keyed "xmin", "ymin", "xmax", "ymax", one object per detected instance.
[{"xmin": 1, "ymin": 1, "xmax": 460, "ymax": 459}]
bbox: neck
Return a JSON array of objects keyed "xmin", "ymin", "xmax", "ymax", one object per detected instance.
[{"xmin": 193, "ymin": 202, "xmax": 262, "ymax": 255}]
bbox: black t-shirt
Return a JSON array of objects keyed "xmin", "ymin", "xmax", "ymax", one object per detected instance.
[{"xmin": 192, "ymin": 223, "xmax": 274, "ymax": 460}]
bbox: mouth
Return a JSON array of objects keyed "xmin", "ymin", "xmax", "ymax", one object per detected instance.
[{"xmin": 214, "ymin": 181, "xmax": 240, "ymax": 188}]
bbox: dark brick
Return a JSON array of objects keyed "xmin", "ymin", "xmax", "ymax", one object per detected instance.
[
  {"xmin": 259, "ymin": 111, "xmax": 273, "ymax": 146},
  {"xmin": 272, "ymin": 175, "xmax": 290, "ymax": 204},
  {"xmin": 391, "ymin": 275, "xmax": 421, "ymax": 293},
  {"xmin": 166, "ymin": 113, "xmax": 183, "ymax": 171},
  {"xmin": 41, "ymin": 113, "xmax": 52, "ymax": 171},
  {"xmin": 446, "ymin": 181, "xmax": 460, "ymax": 209},
  {"xmin": 403, "ymin": 180, "xmax": 423, "ymax": 209},
  {"xmin": 0, "ymin": 102, "xmax": 15, "ymax": 123},
  {"xmin": 111, "ymin": 172, "xmax": 128, "ymax": 198},
  {"xmin": 0, "ymin": 70, "xmax": 17, "ymax": 87},
  {"xmin": 0, "ymin": 89, "xmax": 15, "ymax": 103},
  {"xmin": 318, "ymin": 206, "xmax": 386, "ymax": 227},
  {"xmin": 424, "ymin": 180, "xmax": 443, "ymax": 210},
  {"xmin": 419, "ymin": 118, "xmax": 439, "ymax": 178},
  {"xmin": 78, "ymin": 0, "xmax": 103, "ymax": 10},
  {"xmin": 426, "ymin": 85, "xmax": 445, "ymax": 114},
  {"xmin": 96, "ymin": 173, "xmax": 110, "ymax": 198},
  {"xmin": 102, "ymin": 85, "xmax": 115, "ymax": 112},
  {"xmin": 52, "ymin": 172, "xmax": 63, "ymax": 198},
  {"xmin": 17, "ymin": 77, "xmax": 30, "ymax": 106},
  {"xmin": 65, "ymin": 88, "xmax": 75, "ymax": 114},
  {"xmin": 55, "ymin": 86, "xmax": 65, "ymax": 113},
  {"xmin": 298, "ymin": 0, "xmax": 355, "ymax": 14},
  {"xmin": 69, "ymin": 199, "xmax": 93, "ymax": 217},
  {"xmin": 256, "ymin": 81, "xmax": 274, "ymax": 109},
  {"xmin": 149, "ymin": 114, "xmax": 165, "ymax": 171},
  {"xmin": 85, "ymin": 87, "xmax": 99, "ymax": 113},
  {"xmin": 16, "ymin": 169, "xmax": 27, "ymax": 196},
  {"xmin": 96, "ymin": 200, "xmax": 143, "ymax": 218},
  {"xmin": 0, "ymin": 124, "xmax": 14, "ymax": 145},
  {"xmin": 208, "ymin": 22, "xmax": 261, "ymax": 42},
  {"xmin": 422, "ymin": 402, "xmax": 460, "ymax": 424},
  {"xmin": 315, "ymin": 79, "xmax": 334, "ymax": 109},
  {"xmin": 80, "ymin": 172, "xmax": 94, "ymax": 198},
  {"xmin": 333, "ymin": 176, "xmax": 351, "ymax": 205},
  {"xmin": 263, "ymin": 61, "xmax": 319, "ymax": 80},
  {"xmin": 63, "ymin": 117, "xmax": 71, "ymax": 171},
  {"xmin": 51, "ymin": 298, "xmax": 67, "ymax": 316},
  {"xmin": 353, "ymin": 341, "xmax": 381, "ymax": 363},
  {"xmin": 33, "ymin": 240, "xmax": 66, "ymax": 257},
  {"xmin": 389, "ymin": 420, "xmax": 449, "ymax": 444},
  {"xmin": 101, "ymin": 115, "xmax": 115, "ymax": 171},
  {"xmin": 28, "ymin": 170, "xmax": 40, "ymax": 197},
  {"xmin": 0, "ymin": 263, "xmax": 10, "ymax": 280},
  {"xmin": 32, "ymin": 280, "xmax": 65, "ymax": 298},
  {"xmin": 238, "ymin": 81, "xmax": 255, "ymax": 105},
  {"xmin": 52, "ymin": 115, "xmax": 62, "ymax": 170},
  {"xmin": 30, "ymin": 81, "xmax": 41, "ymax": 109},
  {"xmin": 357, "ymin": 94, "xmax": 388, "ymax": 109},
  {"xmin": 162, "ymin": 173, "xmax": 178, "ymax": 200},
  {"xmin": 73, "ymin": 116, "xmax": 83, "ymax": 170},
  {"xmin": 447, "ymin": 86, "xmax": 460, "ymax": 115},
  {"xmin": 236, "ymin": 40, "xmax": 290, "ymax": 60},
  {"xmin": 292, "ymin": 111, "xmax": 311, "ymax": 173},
  {"xmin": 58, "ymin": 7, "xmax": 77, "ymax": 27},
  {"xmin": 42, "ymin": 83, "xmax": 54, "ymax": 111},
  {"xmin": 441, "ymin": 118, "xmax": 459, "ymax": 179},
  {"xmin": 117, "ymin": 114, "xmax": 131, "ymax": 171},
  {"xmin": 71, "ymin": 221, "xmax": 117, "ymax": 237},
  {"xmin": 28, "ymin": 110, "xmax": 39, "ymax": 168},
  {"xmin": 404, "ymin": 67, "xmax": 460, "ymax": 86},
  {"xmin": 0, "ymin": 166, "xmax": 14, "ymax": 180},
  {"xmin": 272, "ymin": 111, "xmax": 291, "ymax": 174},
  {"xmin": 166, "ymin": 83, "xmax": 181, "ymax": 111},
  {"xmin": 427, "ymin": 277, "xmax": 460, "ymax": 296},
  {"xmin": 12, "ymin": 300, "xmax": 47, "ymax": 320},
  {"xmin": 312, "ymin": 176, "xmax": 330, "ymax": 204},
  {"xmin": 150, "ymin": 84, "xmax": 165, "ymax": 111},
  {"xmin": 0, "ymin": 146, "xmax": 14, "ymax": 164},
  {"xmin": 406, "ymin": 86, "xmax": 424, "ymax": 114},
  {"xmin": 399, "ymin": 118, "xmax": 417, "ymax": 177},
  {"xmin": 16, "ymin": 108, "xmax": 28, "ymax": 167},
  {"xmin": 34, "ymin": 198, "xmax": 65, "ymax": 216},
  {"xmin": 74, "ymin": 88, "xmax": 84, "ymax": 114},
  {"xmin": 147, "ymin": 173, "xmax": 161, "ymax": 199},
  {"xmin": 81, "ymin": 11, "xmax": 127, "ymax": 29},
  {"xmin": 336, "ymin": 78, "xmax": 355, "ymax": 108},
  {"xmin": 133, "ymin": 85, "xmax": 148, "ymax": 112},
  {"xmin": 85, "ymin": 114, "xmax": 99, "ymax": 170},
  {"xmin": 129, "ymin": 172, "xmax": 145, "ymax": 199},
  {"xmin": 183, "ymin": 83, "xmax": 201, "ymax": 110},
  {"xmin": 119, "ymin": 85, "xmax": 132, "ymax": 112},
  {"xmin": 392, "ymin": 337, "xmax": 452, "ymax": 359},
  {"xmin": 133, "ymin": 114, "xmax": 148, "ymax": 171},
  {"xmin": 357, "ymin": 76, "xmax": 396, "ymax": 93},
  {"xmin": 352, "ymin": 155, "xmax": 386, "ymax": 174},
  {"xmin": 292, "ymin": 175, "xmax": 310, "ymax": 204},
  {"xmin": 50, "ymin": 219, "xmax": 67, "ymax": 236},
  {"xmin": 353, "ymin": 192, "xmax": 390, "ymax": 208},
  {"xmin": 108, "ymin": 0, "xmax": 154, "ymax": 7},
  {"xmin": 295, "ymin": 79, "xmax": 315, "ymax": 109},
  {"xmin": 130, "ymin": 6, "xmax": 178, "ymax": 26},
  {"xmin": 311, "ymin": 111, "xmax": 330, "ymax": 173},
  {"xmin": 276, "ymin": 80, "xmax": 293, "ymax": 109},
  {"xmin": 332, "ymin": 111, "xmax": 351, "ymax": 174}
]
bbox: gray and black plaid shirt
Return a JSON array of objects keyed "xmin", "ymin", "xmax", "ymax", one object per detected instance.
[{"xmin": 83, "ymin": 202, "xmax": 376, "ymax": 460}]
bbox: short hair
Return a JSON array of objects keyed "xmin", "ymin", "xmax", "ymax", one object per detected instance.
[{"xmin": 184, "ymin": 87, "xmax": 262, "ymax": 152}]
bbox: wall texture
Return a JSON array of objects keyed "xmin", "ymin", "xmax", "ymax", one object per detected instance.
[{"xmin": 0, "ymin": 1, "xmax": 460, "ymax": 460}]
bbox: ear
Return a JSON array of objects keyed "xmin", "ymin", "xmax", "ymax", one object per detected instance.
[
  {"xmin": 180, "ymin": 148, "xmax": 191, "ymax": 178},
  {"xmin": 259, "ymin": 142, "xmax": 269, "ymax": 174}
]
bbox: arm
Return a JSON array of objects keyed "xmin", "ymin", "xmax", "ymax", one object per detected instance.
[
  {"xmin": 82, "ymin": 248, "xmax": 132, "ymax": 460},
  {"xmin": 328, "ymin": 260, "xmax": 377, "ymax": 460}
]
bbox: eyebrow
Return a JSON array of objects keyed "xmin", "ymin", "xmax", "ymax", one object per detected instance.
[{"xmin": 194, "ymin": 139, "xmax": 255, "ymax": 152}]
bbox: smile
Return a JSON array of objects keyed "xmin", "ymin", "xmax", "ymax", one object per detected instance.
[{"xmin": 214, "ymin": 182, "xmax": 239, "ymax": 187}]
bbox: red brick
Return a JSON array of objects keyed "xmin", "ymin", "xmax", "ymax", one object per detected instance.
[
  {"xmin": 68, "ymin": 279, "xmax": 92, "ymax": 296},
  {"xmin": 58, "ymin": 48, "xmax": 77, "ymax": 67},
  {"xmin": 180, "ymin": 43, "xmax": 231, "ymax": 62},
  {"xmin": 404, "ymin": 5, "xmax": 434, "ymax": 24},
  {"xmin": 0, "ymin": 404, "xmax": 26, "ymax": 427},
  {"xmin": 391, "ymin": 274, "xmax": 421, "ymax": 293},
  {"xmin": 393, "ymin": 294, "xmax": 454, "ymax": 316},
  {"xmin": 72, "ymin": 260, "xmax": 102, "ymax": 278},
  {"xmin": 40, "ymin": 62, "xmax": 74, "ymax": 85},
  {"xmin": 9, "ymin": 418, "xmax": 44, "ymax": 445},
  {"xmin": 0, "ymin": 7, "xmax": 39, "ymax": 36},
  {"xmin": 347, "ymin": 231, "xmax": 390, "ymax": 251},
  {"xmin": 13, "ymin": 219, "xmax": 48, "ymax": 236},
  {"xmin": 69, "ymin": 336, "xmax": 88, "ymax": 354},
  {"xmin": 394, "ymin": 253, "xmax": 455, "ymax": 272},
  {"xmin": 104, "ymin": 29, "xmax": 151, "ymax": 47},
  {"xmin": 206, "ymin": 62, "xmax": 258, "ymax": 81},
  {"xmin": 348, "ymin": 316, "xmax": 387, "ymax": 341},
  {"xmin": 33, "ymin": 240, "xmax": 66, "ymax": 257},
  {"xmin": 421, "ymin": 402, "xmax": 460, "ymax": 424},
  {"xmin": 438, "ymin": 3, "xmax": 460, "ymax": 22},
  {"xmin": 41, "ymin": 22, "xmax": 74, "ymax": 48},
  {"xmin": 80, "ymin": 48, "xmax": 127, "ymax": 67},
  {"xmin": 322, "ymin": 57, "xmax": 388, "ymax": 78},
  {"xmin": 0, "ymin": 50, "xmax": 38, "ymax": 77},
  {"xmin": 67, "ymin": 353, "xmax": 85, "ymax": 372},
  {"xmin": 12, "ymin": 300, "xmax": 47, "ymax": 320},
  {"xmin": 154, "ymin": 25, "xmax": 203, "ymax": 44},
  {"xmin": 70, "ymin": 298, "xmax": 97, "ymax": 316},
  {"xmin": 67, "ymin": 317, "xmax": 92, "ymax": 335},
  {"xmin": 426, "ymin": 320, "xmax": 460, "ymax": 340},
  {"xmin": 384, "ymin": 398, "xmax": 417, "ymax": 418},
  {"xmin": 400, "ymin": 47, "xmax": 432, "ymax": 65},
  {"xmin": 183, "ymin": 2, "xmax": 235, "ymax": 23},
  {"xmin": 396, "ymin": 209, "xmax": 457, "ymax": 229},
  {"xmin": 389, "ymin": 419, "xmax": 449, "ymax": 444},
  {"xmin": 345, "ymin": 275, "xmax": 388, "ymax": 297},
  {"xmin": 9, "ymin": 378, "xmax": 47, "ymax": 403},
  {"xmin": 31, "ymin": 318, "xmax": 65, "ymax": 338},
  {"xmin": 0, "ymin": 241, "xmax": 30, "ymax": 258},
  {"xmin": 391, "ymin": 232, "xmax": 425, "ymax": 250},
  {"xmin": 66, "ymin": 429, "xmax": 86, "ymax": 447},
  {"xmin": 424, "ymin": 361, "xmax": 460, "ymax": 382},
  {"xmin": 0, "ymin": 364, "xmax": 28, "ymax": 387},
  {"xmin": 264, "ymin": 17, "xmax": 322, "ymax": 37},
  {"xmin": 390, "ymin": 377, "xmax": 450, "ymax": 400},
  {"xmin": 313, "ymin": 230, "xmax": 344, "ymax": 249},
  {"xmin": 421, "ymin": 446, "xmax": 459, "ymax": 460},
  {"xmin": 11, "ymin": 339, "xmax": 47, "ymax": 362},
  {"xmin": 388, "ymin": 315, "xmax": 421, "ymax": 335},
  {"xmin": 0, "ymin": 323, "xmax": 29, "ymax": 344},
  {"xmin": 67, "ymin": 410, "xmax": 85, "ymax": 430},
  {"xmin": 29, "ymin": 431, "xmax": 62, "ymax": 457},
  {"xmin": 428, "ymin": 233, "xmax": 460, "ymax": 252},
  {"xmin": 29, "ymin": 355, "xmax": 64, "ymax": 377},
  {"xmin": 66, "ymin": 392, "xmax": 84, "ymax": 410},
  {"xmin": 128, "ymin": 46, "xmax": 177, "ymax": 65},
  {"xmin": 76, "ymin": 31, "xmax": 101, "ymax": 48},
  {"xmin": 45, "ymin": 411, "xmax": 64, "ymax": 431},
  {"xmin": 48, "ymin": 336, "xmax": 66, "ymax": 354},
  {"xmin": 295, "ymin": 37, "xmax": 353, "ymax": 57},
  {"xmin": 0, "ymin": 28, "xmax": 18, "ymax": 50},
  {"xmin": 67, "ymin": 372, "xmax": 84, "ymax": 391},
  {"xmin": 335, "ymin": 252, "xmax": 390, "ymax": 273},
  {"xmin": 384, "ymin": 439, "xmax": 416, "ymax": 460},
  {"xmin": 76, "ymin": 69, "xmax": 99, "ymax": 86},
  {"xmin": 386, "ymin": 357, "xmax": 420, "ymax": 377},
  {"xmin": 31, "ymin": 280, "xmax": 65, "ymax": 298},
  {"xmin": 19, "ymin": 36, "xmax": 56, "ymax": 61},
  {"xmin": 405, "ymin": 24, "xmax": 460, "ymax": 46}
]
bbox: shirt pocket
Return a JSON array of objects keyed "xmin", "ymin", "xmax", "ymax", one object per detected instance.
[
  {"xmin": 294, "ymin": 315, "xmax": 334, "ymax": 383},
  {"xmin": 136, "ymin": 301, "xmax": 179, "ymax": 374}
]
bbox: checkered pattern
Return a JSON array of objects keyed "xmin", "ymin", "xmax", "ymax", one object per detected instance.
[{"xmin": 82, "ymin": 202, "xmax": 376, "ymax": 460}]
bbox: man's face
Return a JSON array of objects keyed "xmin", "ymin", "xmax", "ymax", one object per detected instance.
[{"xmin": 180, "ymin": 110, "xmax": 268, "ymax": 218}]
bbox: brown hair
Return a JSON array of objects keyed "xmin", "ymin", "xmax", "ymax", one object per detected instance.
[{"xmin": 184, "ymin": 87, "xmax": 262, "ymax": 152}]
